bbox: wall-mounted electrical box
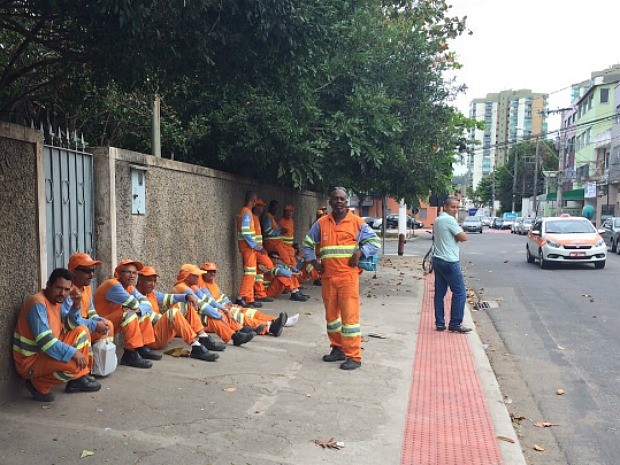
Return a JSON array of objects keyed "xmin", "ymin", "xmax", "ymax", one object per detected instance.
[{"xmin": 130, "ymin": 167, "xmax": 147, "ymax": 215}]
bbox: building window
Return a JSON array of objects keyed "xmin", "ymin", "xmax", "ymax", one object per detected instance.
[{"xmin": 601, "ymin": 88, "xmax": 609, "ymax": 103}]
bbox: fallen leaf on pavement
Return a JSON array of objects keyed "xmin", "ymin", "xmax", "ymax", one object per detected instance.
[
  {"xmin": 533, "ymin": 444, "xmax": 545, "ymax": 451},
  {"xmin": 80, "ymin": 450, "xmax": 95, "ymax": 458},
  {"xmin": 534, "ymin": 422, "xmax": 559, "ymax": 428},
  {"xmin": 314, "ymin": 438, "xmax": 344, "ymax": 450},
  {"xmin": 557, "ymin": 389, "xmax": 565, "ymax": 395},
  {"xmin": 510, "ymin": 413, "xmax": 526, "ymax": 423},
  {"xmin": 164, "ymin": 347, "xmax": 190, "ymax": 357},
  {"xmin": 304, "ymin": 312, "xmax": 312, "ymax": 316},
  {"xmin": 222, "ymin": 387, "xmax": 237, "ymax": 393},
  {"xmin": 503, "ymin": 260, "xmax": 509, "ymax": 263},
  {"xmin": 497, "ymin": 435, "xmax": 515, "ymax": 443}
]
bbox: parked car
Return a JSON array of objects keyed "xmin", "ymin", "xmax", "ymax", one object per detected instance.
[
  {"xmin": 481, "ymin": 216, "xmax": 491, "ymax": 227},
  {"xmin": 600, "ymin": 217, "xmax": 620, "ymax": 253},
  {"xmin": 461, "ymin": 216, "xmax": 483, "ymax": 233},
  {"xmin": 489, "ymin": 217, "xmax": 499, "ymax": 229},
  {"xmin": 526, "ymin": 217, "xmax": 606, "ymax": 269},
  {"xmin": 517, "ymin": 217, "xmax": 535, "ymax": 235},
  {"xmin": 501, "ymin": 213, "xmax": 517, "ymax": 230},
  {"xmin": 494, "ymin": 218, "xmax": 504, "ymax": 229},
  {"xmin": 383, "ymin": 214, "xmax": 424, "ymax": 229},
  {"xmin": 362, "ymin": 216, "xmax": 380, "ymax": 229},
  {"xmin": 511, "ymin": 217, "xmax": 523, "ymax": 234}
]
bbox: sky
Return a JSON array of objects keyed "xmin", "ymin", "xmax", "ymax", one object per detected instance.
[{"xmin": 446, "ymin": 0, "xmax": 620, "ymax": 172}]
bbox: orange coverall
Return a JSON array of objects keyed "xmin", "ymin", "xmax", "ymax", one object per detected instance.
[
  {"xmin": 13, "ymin": 292, "xmax": 92, "ymax": 394},
  {"xmin": 143, "ymin": 291, "xmax": 204, "ymax": 348},
  {"xmin": 67, "ymin": 284, "xmax": 114, "ymax": 344},
  {"xmin": 278, "ymin": 216, "xmax": 297, "ymax": 267},
  {"xmin": 237, "ymin": 206, "xmax": 258, "ymax": 302}
]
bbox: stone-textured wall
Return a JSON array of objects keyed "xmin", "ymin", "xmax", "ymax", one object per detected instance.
[
  {"xmin": 94, "ymin": 148, "xmax": 326, "ymax": 296},
  {"xmin": 0, "ymin": 123, "xmax": 43, "ymax": 400}
]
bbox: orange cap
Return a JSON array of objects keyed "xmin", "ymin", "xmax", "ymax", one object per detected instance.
[
  {"xmin": 176, "ymin": 263, "xmax": 206, "ymax": 283},
  {"xmin": 139, "ymin": 265, "xmax": 159, "ymax": 277},
  {"xmin": 114, "ymin": 259, "xmax": 144, "ymax": 278},
  {"xmin": 255, "ymin": 198, "xmax": 266, "ymax": 207},
  {"xmin": 283, "ymin": 204, "xmax": 294, "ymax": 212},
  {"xmin": 68, "ymin": 253, "xmax": 102, "ymax": 271},
  {"xmin": 201, "ymin": 262, "xmax": 218, "ymax": 271}
]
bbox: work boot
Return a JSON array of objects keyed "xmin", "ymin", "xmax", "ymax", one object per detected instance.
[
  {"xmin": 313, "ymin": 279, "xmax": 322, "ymax": 286},
  {"xmin": 65, "ymin": 376, "xmax": 102, "ymax": 393},
  {"xmin": 290, "ymin": 292, "xmax": 307, "ymax": 302},
  {"xmin": 234, "ymin": 298, "xmax": 250, "ymax": 308},
  {"xmin": 120, "ymin": 349, "xmax": 153, "ymax": 369},
  {"xmin": 340, "ymin": 358, "xmax": 362, "ymax": 370},
  {"xmin": 322, "ymin": 347, "xmax": 346, "ymax": 362},
  {"xmin": 190, "ymin": 345, "xmax": 219, "ymax": 362},
  {"xmin": 247, "ymin": 301, "xmax": 262, "ymax": 308},
  {"xmin": 268, "ymin": 312, "xmax": 286, "ymax": 337},
  {"xmin": 253, "ymin": 324, "xmax": 266, "ymax": 335},
  {"xmin": 136, "ymin": 346, "xmax": 162, "ymax": 360},
  {"xmin": 24, "ymin": 379, "xmax": 55, "ymax": 402},
  {"xmin": 199, "ymin": 335, "xmax": 226, "ymax": 352},
  {"xmin": 256, "ymin": 297, "xmax": 274, "ymax": 303},
  {"xmin": 232, "ymin": 330, "xmax": 255, "ymax": 346}
]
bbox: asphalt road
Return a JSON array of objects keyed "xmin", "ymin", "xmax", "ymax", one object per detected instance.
[{"xmin": 385, "ymin": 229, "xmax": 620, "ymax": 465}]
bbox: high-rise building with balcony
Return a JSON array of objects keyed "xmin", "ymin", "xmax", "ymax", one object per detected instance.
[{"xmin": 467, "ymin": 89, "xmax": 548, "ymax": 190}]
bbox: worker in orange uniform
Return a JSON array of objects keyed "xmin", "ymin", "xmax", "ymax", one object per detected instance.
[
  {"xmin": 136, "ymin": 266, "xmax": 221, "ymax": 361},
  {"xmin": 302, "ymin": 187, "xmax": 380, "ymax": 371},
  {"xmin": 63, "ymin": 253, "xmax": 113, "ymax": 345},
  {"xmin": 199, "ymin": 262, "xmax": 288, "ymax": 337},
  {"xmin": 172, "ymin": 264, "xmax": 255, "ymax": 346},
  {"xmin": 13, "ymin": 268, "xmax": 100, "ymax": 402},
  {"xmin": 236, "ymin": 190, "xmax": 265, "ymax": 308},
  {"xmin": 263, "ymin": 200, "xmax": 292, "ymax": 267},
  {"xmin": 277, "ymin": 204, "xmax": 298, "ymax": 267},
  {"xmin": 253, "ymin": 199, "xmax": 308, "ymax": 302},
  {"xmin": 93, "ymin": 259, "xmax": 160, "ymax": 369}
]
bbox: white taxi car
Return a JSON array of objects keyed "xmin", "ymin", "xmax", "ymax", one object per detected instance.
[{"xmin": 526, "ymin": 216, "xmax": 606, "ymax": 269}]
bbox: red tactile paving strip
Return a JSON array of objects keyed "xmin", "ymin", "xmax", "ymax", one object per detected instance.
[{"xmin": 401, "ymin": 273, "xmax": 504, "ymax": 465}]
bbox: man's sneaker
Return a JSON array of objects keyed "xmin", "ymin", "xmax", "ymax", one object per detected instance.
[
  {"xmin": 436, "ymin": 325, "xmax": 446, "ymax": 332},
  {"xmin": 448, "ymin": 325, "xmax": 472, "ymax": 334},
  {"xmin": 247, "ymin": 301, "xmax": 262, "ymax": 308},
  {"xmin": 234, "ymin": 298, "xmax": 249, "ymax": 308},
  {"xmin": 190, "ymin": 345, "xmax": 219, "ymax": 362},
  {"xmin": 25, "ymin": 379, "xmax": 55, "ymax": 402},
  {"xmin": 290, "ymin": 292, "xmax": 307, "ymax": 302},
  {"xmin": 120, "ymin": 350, "xmax": 153, "ymax": 369},
  {"xmin": 322, "ymin": 347, "xmax": 346, "ymax": 362},
  {"xmin": 268, "ymin": 312, "xmax": 286, "ymax": 337},
  {"xmin": 340, "ymin": 358, "xmax": 362, "ymax": 370},
  {"xmin": 199, "ymin": 335, "xmax": 226, "ymax": 352},
  {"xmin": 313, "ymin": 279, "xmax": 322, "ymax": 286},
  {"xmin": 65, "ymin": 376, "xmax": 102, "ymax": 393},
  {"xmin": 256, "ymin": 297, "xmax": 274, "ymax": 302},
  {"xmin": 137, "ymin": 346, "xmax": 162, "ymax": 360},
  {"xmin": 240, "ymin": 325, "xmax": 255, "ymax": 334},
  {"xmin": 299, "ymin": 292, "xmax": 311, "ymax": 298},
  {"xmin": 232, "ymin": 330, "xmax": 255, "ymax": 346},
  {"xmin": 284, "ymin": 313, "xmax": 299, "ymax": 327}
]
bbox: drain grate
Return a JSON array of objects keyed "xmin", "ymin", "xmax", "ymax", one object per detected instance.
[{"xmin": 473, "ymin": 300, "xmax": 500, "ymax": 310}]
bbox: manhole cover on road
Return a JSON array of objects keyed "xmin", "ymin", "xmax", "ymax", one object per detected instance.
[{"xmin": 473, "ymin": 300, "xmax": 500, "ymax": 310}]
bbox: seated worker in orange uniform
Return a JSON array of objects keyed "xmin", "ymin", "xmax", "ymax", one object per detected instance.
[
  {"xmin": 292, "ymin": 243, "xmax": 321, "ymax": 287},
  {"xmin": 63, "ymin": 253, "xmax": 114, "ymax": 348},
  {"xmin": 252, "ymin": 198, "xmax": 308, "ymax": 303},
  {"xmin": 93, "ymin": 259, "xmax": 161, "ymax": 369},
  {"xmin": 135, "ymin": 266, "xmax": 220, "ymax": 362},
  {"xmin": 199, "ymin": 262, "xmax": 287, "ymax": 337},
  {"xmin": 262, "ymin": 200, "xmax": 295, "ymax": 268},
  {"xmin": 172, "ymin": 264, "xmax": 255, "ymax": 346},
  {"xmin": 13, "ymin": 268, "xmax": 100, "ymax": 402}
]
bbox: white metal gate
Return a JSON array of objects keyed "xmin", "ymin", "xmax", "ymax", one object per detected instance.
[{"xmin": 43, "ymin": 130, "xmax": 94, "ymax": 272}]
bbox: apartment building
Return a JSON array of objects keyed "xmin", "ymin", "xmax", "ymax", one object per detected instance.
[{"xmin": 467, "ymin": 89, "xmax": 548, "ymax": 190}]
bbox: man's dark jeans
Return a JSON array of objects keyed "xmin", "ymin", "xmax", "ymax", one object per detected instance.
[{"xmin": 433, "ymin": 257, "xmax": 466, "ymax": 328}]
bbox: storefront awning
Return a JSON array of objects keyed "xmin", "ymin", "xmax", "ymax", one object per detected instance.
[{"xmin": 546, "ymin": 188, "xmax": 584, "ymax": 201}]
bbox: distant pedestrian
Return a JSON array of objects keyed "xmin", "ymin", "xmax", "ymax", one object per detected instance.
[
  {"xmin": 301, "ymin": 187, "xmax": 380, "ymax": 370},
  {"xmin": 433, "ymin": 196, "xmax": 471, "ymax": 333}
]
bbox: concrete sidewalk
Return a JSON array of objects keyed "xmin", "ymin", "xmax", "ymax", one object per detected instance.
[{"xmin": 0, "ymin": 256, "xmax": 525, "ymax": 465}]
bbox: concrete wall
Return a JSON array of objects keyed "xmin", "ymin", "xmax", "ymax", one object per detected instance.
[
  {"xmin": 91, "ymin": 147, "xmax": 326, "ymax": 298},
  {"xmin": 0, "ymin": 122, "xmax": 45, "ymax": 400}
]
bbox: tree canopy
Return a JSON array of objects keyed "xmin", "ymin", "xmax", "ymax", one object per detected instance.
[{"xmin": 0, "ymin": 0, "xmax": 474, "ymax": 202}]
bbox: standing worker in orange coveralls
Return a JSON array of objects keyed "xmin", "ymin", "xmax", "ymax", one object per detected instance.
[
  {"xmin": 13, "ymin": 268, "xmax": 101, "ymax": 402},
  {"xmin": 278, "ymin": 204, "xmax": 298, "ymax": 268},
  {"xmin": 302, "ymin": 188, "xmax": 380, "ymax": 371},
  {"xmin": 236, "ymin": 191, "xmax": 264, "ymax": 308}
]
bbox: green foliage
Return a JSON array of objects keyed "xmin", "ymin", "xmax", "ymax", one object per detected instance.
[{"xmin": 0, "ymin": 0, "xmax": 473, "ymax": 202}]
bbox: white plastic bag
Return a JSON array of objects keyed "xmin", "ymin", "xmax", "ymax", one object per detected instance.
[{"xmin": 91, "ymin": 339, "xmax": 117, "ymax": 377}]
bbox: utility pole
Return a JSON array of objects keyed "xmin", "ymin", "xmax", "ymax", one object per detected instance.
[
  {"xmin": 532, "ymin": 137, "xmax": 541, "ymax": 216},
  {"xmin": 152, "ymin": 94, "xmax": 161, "ymax": 158},
  {"xmin": 511, "ymin": 146, "xmax": 518, "ymax": 213}
]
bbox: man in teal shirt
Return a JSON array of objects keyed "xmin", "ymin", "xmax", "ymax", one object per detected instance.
[{"xmin": 432, "ymin": 196, "xmax": 471, "ymax": 333}]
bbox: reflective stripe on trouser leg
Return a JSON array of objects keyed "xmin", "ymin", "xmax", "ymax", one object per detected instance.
[
  {"xmin": 120, "ymin": 310, "xmax": 145, "ymax": 350},
  {"xmin": 322, "ymin": 278, "xmax": 342, "ymax": 351},
  {"xmin": 31, "ymin": 326, "xmax": 92, "ymax": 394},
  {"xmin": 138, "ymin": 311, "xmax": 156, "ymax": 346},
  {"xmin": 238, "ymin": 243, "xmax": 257, "ymax": 301}
]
